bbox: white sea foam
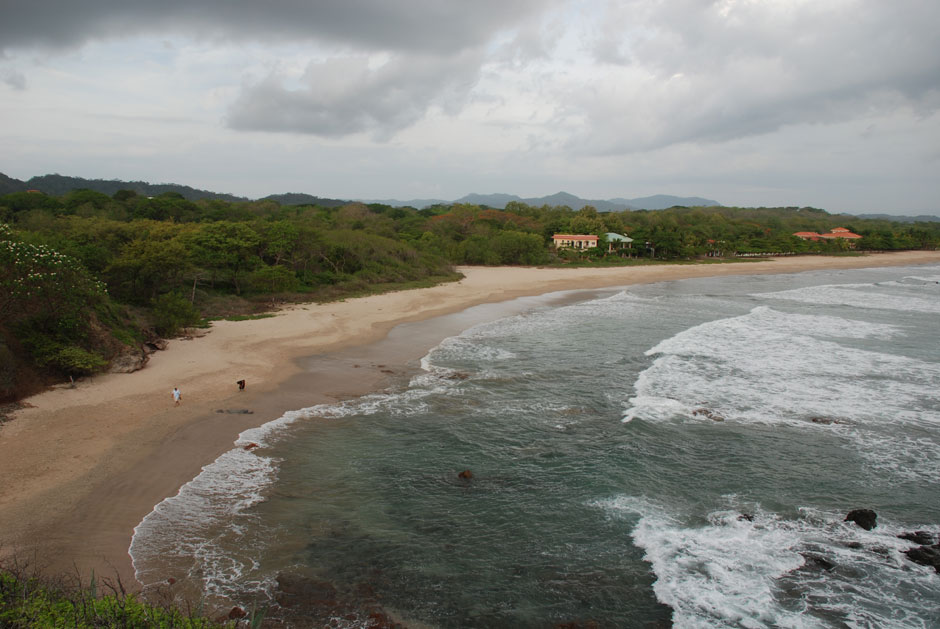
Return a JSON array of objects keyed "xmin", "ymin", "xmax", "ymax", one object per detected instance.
[
  {"xmin": 131, "ymin": 402, "xmax": 367, "ymax": 594},
  {"xmin": 597, "ymin": 496, "xmax": 940, "ymax": 628},
  {"xmin": 622, "ymin": 306, "xmax": 934, "ymax": 426},
  {"xmin": 428, "ymin": 334, "xmax": 518, "ymax": 364},
  {"xmin": 130, "ymin": 446, "xmax": 280, "ymax": 597},
  {"xmin": 903, "ymin": 274, "xmax": 940, "ymax": 283},
  {"xmin": 622, "ymin": 306, "xmax": 940, "ymax": 478},
  {"xmin": 840, "ymin": 429, "xmax": 940, "ymax": 482},
  {"xmin": 755, "ymin": 283, "xmax": 940, "ymax": 314}
]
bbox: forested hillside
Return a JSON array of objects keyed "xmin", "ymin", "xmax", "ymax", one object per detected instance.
[{"xmin": 2, "ymin": 188, "xmax": 938, "ymax": 402}]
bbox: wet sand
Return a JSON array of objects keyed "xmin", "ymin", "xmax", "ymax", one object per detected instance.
[{"xmin": 2, "ymin": 252, "xmax": 938, "ymax": 588}]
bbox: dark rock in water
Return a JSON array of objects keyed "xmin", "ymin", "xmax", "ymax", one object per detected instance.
[
  {"xmin": 458, "ymin": 469, "xmax": 473, "ymax": 480},
  {"xmin": 271, "ymin": 572, "xmax": 403, "ymax": 628},
  {"xmin": 844, "ymin": 509, "xmax": 877, "ymax": 530},
  {"xmin": 692, "ymin": 408, "xmax": 724, "ymax": 422},
  {"xmin": 803, "ymin": 554, "xmax": 835, "ymax": 571},
  {"xmin": 227, "ymin": 607, "xmax": 247, "ymax": 619},
  {"xmin": 899, "ymin": 531, "xmax": 935, "ymax": 545},
  {"xmin": 811, "ymin": 416, "xmax": 850, "ymax": 425},
  {"xmin": 904, "ymin": 545, "xmax": 940, "ymax": 573},
  {"xmin": 275, "ymin": 573, "xmax": 338, "ymax": 607},
  {"xmin": 738, "ymin": 513, "xmax": 755, "ymax": 522}
]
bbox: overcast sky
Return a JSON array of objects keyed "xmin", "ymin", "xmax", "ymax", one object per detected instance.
[{"xmin": 1, "ymin": 0, "xmax": 938, "ymax": 214}]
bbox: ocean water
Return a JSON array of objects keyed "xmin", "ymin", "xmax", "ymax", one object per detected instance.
[{"xmin": 131, "ymin": 264, "xmax": 940, "ymax": 628}]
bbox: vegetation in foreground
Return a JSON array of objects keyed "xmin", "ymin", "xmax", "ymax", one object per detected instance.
[
  {"xmin": 2, "ymin": 188, "xmax": 938, "ymax": 402},
  {"xmin": 0, "ymin": 561, "xmax": 258, "ymax": 628}
]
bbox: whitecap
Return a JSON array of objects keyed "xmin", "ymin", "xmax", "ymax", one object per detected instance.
[
  {"xmin": 754, "ymin": 284, "xmax": 940, "ymax": 314},
  {"xmin": 597, "ymin": 496, "xmax": 940, "ymax": 628}
]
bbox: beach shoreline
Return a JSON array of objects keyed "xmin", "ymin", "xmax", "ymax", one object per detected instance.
[{"xmin": 2, "ymin": 251, "xmax": 939, "ymax": 591}]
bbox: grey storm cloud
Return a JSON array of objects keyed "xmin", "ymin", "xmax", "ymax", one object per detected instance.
[
  {"xmin": 0, "ymin": 0, "xmax": 547, "ymax": 55},
  {"xmin": 227, "ymin": 49, "xmax": 484, "ymax": 139},
  {"xmin": 1, "ymin": 0, "xmax": 554, "ymax": 138},
  {"xmin": 2, "ymin": 69, "xmax": 26, "ymax": 90},
  {"xmin": 573, "ymin": 0, "xmax": 940, "ymax": 154}
]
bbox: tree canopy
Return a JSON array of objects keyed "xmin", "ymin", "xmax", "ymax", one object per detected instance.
[{"xmin": 1, "ymin": 190, "xmax": 937, "ymax": 400}]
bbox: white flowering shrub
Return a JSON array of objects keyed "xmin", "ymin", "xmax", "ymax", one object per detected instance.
[{"xmin": 0, "ymin": 223, "xmax": 110, "ymax": 375}]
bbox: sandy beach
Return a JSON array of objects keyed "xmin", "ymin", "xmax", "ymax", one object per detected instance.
[{"xmin": 1, "ymin": 251, "xmax": 938, "ymax": 589}]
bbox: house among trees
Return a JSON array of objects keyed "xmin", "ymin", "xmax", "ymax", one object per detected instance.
[
  {"xmin": 605, "ymin": 232, "xmax": 634, "ymax": 252},
  {"xmin": 552, "ymin": 234, "xmax": 598, "ymax": 249},
  {"xmin": 793, "ymin": 227, "xmax": 862, "ymax": 246},
  {"xmin": 820, "ymin": 227, "xmax": 862, "ymax": 241}
]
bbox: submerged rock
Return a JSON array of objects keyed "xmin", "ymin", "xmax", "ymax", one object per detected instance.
[
  {"xmin": 810, "ymin": 416, "xmax": 850, "ymax": 425},
  {"xmin": 692, "ymin": 408, "xmax": 725, "ymax": 422},
  {"xmin": 844, "ymin": 509, "xmax": 878, "ymax": 531},
  {"xmin": 803, "ymin": 554, "xmax": 836, "ymax": 571},
  {"xmin": 898, "ymin": 531, "xmax": 935, "ymax": 545},
  {"xmin": 904, "ymin": 545, "xmax": 940, "ymax": 573},
  {"xmin": 275, "ymin": 573, "xmax": 338, "ymax": 607}
]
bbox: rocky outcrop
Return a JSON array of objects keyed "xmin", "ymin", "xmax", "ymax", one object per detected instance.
[
  {"xmin": 108, "ymin": 348, "xmax": 150, "ymax": 373},
  {"xmin": 844, "ymin": 509, "xmax": 877, "ymax": 531},
  {"xmin": 145, "ymin": 338, "xmax": 168, "ymax": 352},
  {"xmin": 904, "ymin": 544, "xmax": 940, "ymax": 573},
  {"xmin": 898, "ymin": 531, "xmax": 935, "ymax": 545},
  {"xmin": 108, "ymin": 338, "xmax": 168, "ymax": 373}
]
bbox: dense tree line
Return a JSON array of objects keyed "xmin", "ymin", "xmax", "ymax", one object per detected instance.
[{"xmin": 1, "ymin": 188, "xmax": 937, "ymax": 400}]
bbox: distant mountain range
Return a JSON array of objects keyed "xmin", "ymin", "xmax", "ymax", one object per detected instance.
[
  {"xmin": 0, "ymin": 172, "xmax": 721, "ymax": 211},
  {"xmin": 0, "ymin": 172, "xmax": 247, "ymax": 202},
  {"xmin": 4, "ymin": 172, "xmax": 936, "ymax": 220},
  {"xmin": 367, "ymin": 191, "xmax": 722, "ymax": 211},
  {"xmin": 852, "ymin": 213, "xmax": 940, "ymax": 223}
]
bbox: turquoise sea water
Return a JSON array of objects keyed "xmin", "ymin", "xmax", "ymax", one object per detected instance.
[{"xmin": 131, "ymin": 264, "xmax": 940, "ymax": 627}]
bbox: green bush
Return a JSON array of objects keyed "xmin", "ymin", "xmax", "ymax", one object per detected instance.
[
  {"xmin": 247, "ymin": 264, "xmax": 297, "ymax": 294},
  {"xmin": 0, "ymin": 568, "xmax": 228, "ymax": 628},
  {"xmin": 151, "ymin": 292, "xmax": 201, "ymax": 337},
  {"xmin": 49, "ymin": 346, "xmax": 107, "ymax": 375}
]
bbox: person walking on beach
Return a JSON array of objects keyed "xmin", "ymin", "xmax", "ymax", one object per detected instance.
[{"xmin": 173, "ymin": 386, "xmax": 182, "ymax": 406}]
